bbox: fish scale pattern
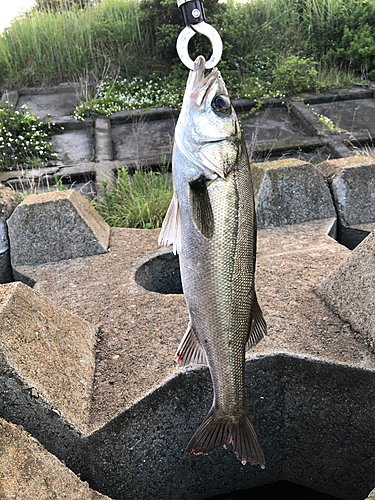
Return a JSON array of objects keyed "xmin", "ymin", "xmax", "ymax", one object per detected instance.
[{"xmin": 175, "ymin": 140, "xmax": 260, "ymax": 415}]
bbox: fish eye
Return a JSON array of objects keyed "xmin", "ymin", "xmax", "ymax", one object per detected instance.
[{"xmin": 212, "ymin": 94, "xmax": 231, "ymax": 114}]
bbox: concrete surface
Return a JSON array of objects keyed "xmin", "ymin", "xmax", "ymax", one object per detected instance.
[
  {"xmin": 95, "ymin": 118, "xmax": 113, "ymax": 161},
  {"xmin": 50, "ymin": 128, "xmax": 94, "ymax": 165},
  {"xmin": 317, "ymin": 156, "xmax": 375, "ymax": 228},
  {"xmin": 0, "ymin": 418, "xmax": 111, "ymax": 500},
  {"xmin": 8, "ymin": 218, "xmax": 375, "ymax": 499},
  {"xmin": 0, "ymin": 185, "xmax": 21, "ymax": 283},
  {"xmin": 17, "ymin": 91, "xmax": 78, "ymax": 119},
  {"xmin": 251, "ymin": 158, "xmax": 336, "ymax": 228},
  {"xmin": 316, "ymin": 230, "xmax": 375, "ymax": 352},
  {"xmin": 7, "ymin": 189, "xmax": 110, "ymax": 266},
  {"xmin": 312, "ymin": 98, "xmax": 375, "ymax": 135},
  {"xmin": 0, "ymin": 281, "xmax": 97, "ymax": 434},
  {"xmin": 112, "ymin": 116, "xmax": 175, "ymax": 167}
]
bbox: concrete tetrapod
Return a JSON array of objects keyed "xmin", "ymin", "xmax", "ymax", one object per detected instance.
[
  {"xmin": 0, "ymin": 418, "xmax": 111, "ymax": 500},
  {"xmin": 251, "ymin": 159, "xmax": 336, "ymax": 229},
  {"xmin": 8, "ymin": 219, "xmax": 375, "ymax": 500},
  {"xmin": 316, "ymin": 230, "xmax": 375, "ymax": 352},
  {"xmin": 7, "ymin": 189, "xmax": 110, "ymax": 266},
  {"xmin": 0, "ymin": 281, "xmax": 97, "ymax": 472}
]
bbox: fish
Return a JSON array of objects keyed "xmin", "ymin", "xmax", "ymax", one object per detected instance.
[{"xmin": 158, "ymin": 55, "xmax": 266, "ymax": 467}]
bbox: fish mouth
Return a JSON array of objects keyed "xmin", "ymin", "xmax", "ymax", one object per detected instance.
[{"xmin": 189, "ymin": 56, "xmax": 219, "ymax": 107}]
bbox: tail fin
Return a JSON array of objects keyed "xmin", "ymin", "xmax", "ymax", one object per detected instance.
[{"xmin": 186, "ymin": 406, "xmax": 265, "ymax": 468}]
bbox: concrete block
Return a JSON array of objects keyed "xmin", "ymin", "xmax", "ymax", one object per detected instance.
[
  {"xmin": 86, "ymin": 355, "xmax": 375, "ymax": 500},
  {"xmin": 316, "ymin": 231, "xmax": 375, "ymax": 351},
  {"xmin": 0, "ymin": 185, "xmax": 21, "ymax": 283},
  {"xmin": 17, "ymin": 91, "xmax": 78, "ymax": 119},
  {"xmin": 7, "ymin": 189, "xmax": 110, "ymax": 266},
  {"xmin": 112, "ymin": 118, "xmax": 174, "ymax": 167},
  {"xmin": 317, "ymin": 156, "xmax": 375, "ymax": 227},
  {"xmin": 0, "ymin": 184, "xmax": 22, "ymax": 220},
  {"xmin": 0, "ymin": 281, "xmax": 97, "ymax": 434},
  {"xmin": 0, "ymin": 418, "xmax": 111, "ymax": 500},
  {"xmin": 50, "ymin": 128, "xmax": 94, "ymax": 165},
  {"xmin": 251, "ymin": 159, "xmax": 336, "ymax": 228},
  {"xmin": 1, "ymin": 90, "xmax": 19, "ymax": 109},
  {"xmin": 95, "ymin": 118, "xmax": 113, "ymax": 161}
]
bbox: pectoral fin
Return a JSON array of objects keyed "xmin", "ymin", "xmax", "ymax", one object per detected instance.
[
  {"xmin": 246, "ymin": 291, "xmax": 267, "ymax": 351},
  {"xmin": 158, "ymin": 193, "xmax": 181, "ymax": 255},
  {"xmin": 189, "ymin": 177, "xmax": 214, "ymax": 239},
  {"xmin": 176, "ymin": 322, "xmax": 207, "ymax": 367}
]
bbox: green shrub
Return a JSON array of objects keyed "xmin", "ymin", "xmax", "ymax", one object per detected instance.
[
  {"xmin": 93, "ymin": 166, "xmax": 173, "ymax": 228},
  {"xmin": 73, "ymin": 74, "xmax": 184, "ymax": 119},
  {"xmin": 0, "ymin": 104, "xmax": 63, "ymax": 170},
  {"xmin": 272, "ymin": 56, "xmax": 319, "ymax": 94}
]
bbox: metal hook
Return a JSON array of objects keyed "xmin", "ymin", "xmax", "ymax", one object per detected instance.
[
  {"xmin": 176, "ymin": 21, "xmax": 223, "ymax": 71},
  {"xmin": 176, "ymin": 21, "xmax": 223, "ymax": 70}
]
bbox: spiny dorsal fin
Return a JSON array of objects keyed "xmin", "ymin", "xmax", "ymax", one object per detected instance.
[
  {"xmin": 176, "ymin": 322, "xmax": 207, "ymax": 367},
  {"xmin": 189, "ymin": 177, "xmax": 214, "ymax": 239},
  {"xmin": 158, "ymin": 193, "xmax": 181, "ymax": 255},
  {"xmin": 246, "ymin": 291, "xmax": 267, "ymax": 351}
]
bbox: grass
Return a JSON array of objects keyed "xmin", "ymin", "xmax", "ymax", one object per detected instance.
[
  {"xmin": 93, "ymin": 166, "xmax": 173, "ymax": 228},
  {"xmin": 0, "ymin": 0, "xmax": 153, "ymax": 88},
  {"xmin": 1, "ymin": 0, "xmax": 374, "ymax": 91}
]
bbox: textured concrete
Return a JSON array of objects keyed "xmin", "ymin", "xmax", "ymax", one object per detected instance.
[
  {"xmin": 7, "ymin": 189, "xmax": 110, "ymax": 266},
  {"xmin": 0, "ymin": 185, "xmax": 21, "ymax": 283},
  {"xmin": 239, "ymin": 105, "xmax": 308, "ymax": 153},
  {"xmin": 86, "ymin": 355, "xmax": 375, "ymax": 500},
  {"xmin": 316, "ymin": 230, "xmax": 375, "ymax": 352},
  {"xmin": 0, "ymin": 185, "xmax": 21, "ymax": 220},
  {"xmin": 17, "ymin": 91, "xmax": 78, "ymax": 119},
  {"xmin": 289, "ymin": 100, "xmax": 331, "ymax": 136},
  {"xmin": 251, "ymin": 159, "xmax": 336, "ymax": 228},
  {"xmin": 50, "ymin": 128, "xmax": 95, "ymax": 165},
  {"xmin": 12, "ymin": 219, "xmax": 375, "ymax": 499},
  {"xmin": 0, "ymin": 281, "xmax": 97, "ymax": 434},
  {"xmin": 0, "ymin": 418, "xmax": 111, "ymax": 500},
  {"xmin": 112, "ymin": 117, "xmax": 175, "ymax": 167},
  {"xmin": 95, "ymin": 118, "xmax": 113, "ymax": 161},
  {"xmin": 317, "ymin": 156, "xmax": 375, "ymax": 228},
  {"xmin": 312, "ymin": 98, "xmax": 375, "ymax": 135}
]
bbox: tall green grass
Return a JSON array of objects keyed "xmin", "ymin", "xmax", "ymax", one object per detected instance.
[
  {"xmin": 93, "ymin": 166, "xmax": 173, "ymax": 229},
  {"xmin": 0, "ymin": 0, "xmax": 373, "ymax": 89},
  {"xmin": 0, "ymin": 0, "xmax": 154, "ymax": 87}
]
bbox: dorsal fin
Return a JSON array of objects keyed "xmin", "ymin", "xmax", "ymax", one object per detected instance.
[
  {"xmin": 158, "ymin": 193, "xmax": 181, "ymax": 255},
  {"xmin": 246, "ymin": 291, "xmax": 267, "ymax": 351},
  {"xmin": 176, "ymin": 322, "xmax": 207, "ymax": 367}
]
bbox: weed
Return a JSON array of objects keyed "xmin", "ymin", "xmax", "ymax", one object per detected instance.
[{"xmin": 93, "ymin": 165, "xmax": 173, "ymax": 228}]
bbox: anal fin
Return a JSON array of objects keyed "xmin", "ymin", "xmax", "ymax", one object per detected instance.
[
  {"xmin": 246, "ymin": 291, "xmax": 267, "ymax": 351},
  {"xmin": 176, "ymin": 322, "xmax": 207, "ymax": 367},
  {"xmin": 158, "ymin": 193, "xmax": 181, "ymax": 255}
]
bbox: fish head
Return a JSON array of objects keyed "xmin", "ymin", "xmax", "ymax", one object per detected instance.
[{"xmin": 176, "ymin": 55, "xmax": 242, "ymax": 179}]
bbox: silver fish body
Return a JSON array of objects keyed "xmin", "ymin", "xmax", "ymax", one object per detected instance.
[{"xmin": 159, "ymin": 56, "xmax": 266, "ymax": 466}]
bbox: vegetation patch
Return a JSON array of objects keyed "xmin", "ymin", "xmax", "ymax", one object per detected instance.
[
  {"xmin": 73, "ymin": 75, "xmax": 184, "ymax": 119},
  {"xmin": 0, "ymin": 104, "xmax": 63, "ymax": 170},
  {"xmin": 93, "ymin": 166, "xmax": 173, "ymax": 228}
]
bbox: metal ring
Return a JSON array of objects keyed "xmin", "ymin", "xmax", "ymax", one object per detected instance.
[{"xmin": 176, "ymin": 22, "xmax": 223, "ymax": 70}]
